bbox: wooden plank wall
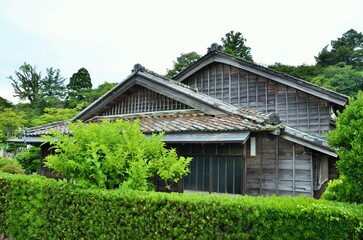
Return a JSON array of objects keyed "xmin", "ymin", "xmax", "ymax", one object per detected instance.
[
  {"xmin": 185, "ymin": 63, "xmax": 331, "ymax": 138},
  {"xmin": 245, "ymin": 133, "xmax": 312, "ymax": 197},
  {"xmin": 102, "ymin": 86, "xmax": 192, "ymax": 116}
]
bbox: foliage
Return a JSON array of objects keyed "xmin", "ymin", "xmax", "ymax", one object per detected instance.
[
  {"xmin": 268, "ymin": 62, "xmax": 323, "ymax": 82},
  {"xmin": 30, "ymin": 108, "xmax": 78, "ymax": 126},
  {"xmin": 67, "ymin": 67, "xmax": 92, "ymax": 100},
  {"xmin": 8, "ymin": 63, "xmax": 42, "ymax": 105},
  {"xmin": 322, "ymin": 176, "xmax": 363, "ymax": 203},
  {"xmin": 165, "ymin": 52, "xmax": 201, "ymax": 78},
  {"xmin": 316, "ymin": 29, "xmax": 363, "ymax": 68},
  {"xmin": 326, "ymin": 92, "xmax": 363, "ymax": 203},
  {"xmin": 0, "ymin": 158, "xmax": 24, "ymax": 174},
  {"xmin": 0, "ymin": 108, "xmax": 27, "ymax": 142},
  {"xmin": 1, "ymin": 173, "xmax": 363, "ymax": 239},
  {"xmin": 310, "ymin": 63, "xmax": 363, "ymax": 96},
  {"xmin": 66, "ymin": 81, "xmax": 117, "ymax": 109},
  {"xmin": 15, "ymin": 147, "xmax": 41, "ymax": 173},
  {"xmin": 42, "ymin": 120, "xmax": 191, "ymax": 190},
  {"xmin": 0, "ymin": 97, "xmax": 13, "ymax": 110},
  {"xmin": 8, "ymin": 63, "xmax": 67, "ymax": 112},
  {"xmin": 221, "ymin": 30, "xmax": 253, "ymax": 62},
  {"xmin": 38, "ymin": 67, "xmax": 67, "ymax": 109},
  {"xmin": 83, "ymin": 81, "xmax": 117, "ymax": 103},
  {"xmin": 12, "ymin": 103, "xmax": 43, "ymax": 127},
  {"xmin": 40, "ymin": 67, "xmax": 66, "ymax": 99}
]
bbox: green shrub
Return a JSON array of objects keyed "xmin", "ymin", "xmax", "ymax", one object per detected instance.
[
  {"xmin": 322, "ymin": 176, "xmax": 363, "ymax": 203},
  {"xmin": 42, "ymin": 120, "xmax": 191, "ymax": 190},
  {"xmin": 15, "ymin": 146, "xmax": 41, "ymax": 173},
  {"xmin": 327, "ymin": 92, "xmax": 363, "ymax": 203},
  {"xmin": 0, "ymin": 158, "xmax": 24, "ymax": 174},
  {"xmin": 1, "ymin": 173, "xmax": 363, "ymax": 239}
]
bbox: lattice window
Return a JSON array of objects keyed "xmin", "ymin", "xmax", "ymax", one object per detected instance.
[{"xmin": 101, "ymin": 88, "xmax": 192, "ymax": 116}]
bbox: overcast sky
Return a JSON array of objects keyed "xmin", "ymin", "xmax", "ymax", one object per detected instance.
[{"xmin": 1, "ymin": 0, "xmax": 362, "ymax": 103}]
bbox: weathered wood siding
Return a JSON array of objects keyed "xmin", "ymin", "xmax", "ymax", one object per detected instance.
[
  {"xmin": 184, "ymin": 63, "xmax": 331, "ymax": 138},
  {"xmin": 101, "ymin": 86, "xmax": 192, "ymax": 116},
  {"xmin": 245, "ymin": 133, "xmax": 312, "ymax": 196}
]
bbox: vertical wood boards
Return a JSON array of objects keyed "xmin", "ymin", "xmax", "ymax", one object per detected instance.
[
  {"xmin": 101, "ymin": 86, "xmax": 192, "ymax": 116},
  {"xmin": 245, "ymin": 134, "xmax": 312, "ymax": 197},
  {"xmin": 184, "ymin": 62, "xmax": 332, "ymax": 139}
]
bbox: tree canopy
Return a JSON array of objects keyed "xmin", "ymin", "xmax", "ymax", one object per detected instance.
[
  {"xmin": 310, "ymin": 63, "xmax": 363, "ymax": 96},
  {"xmin": 323, "ymin": 92, "xmax": 363, "ymax": 203},
  {"xmin": 165, "ymin": 52, "xmax": 201, "ymax": 78},
  {"xmin": 0, "ymin": 97, "xmax": 13, "ymax": 110},
  {"xmin": 221, "ymin": 30, "xmax": 253, "ymax": 62},
  {"xmin": 9, "ymin": 63, "xmax": 42, "ymax": 105},
  {"xmin": 8, "ymin": 63, "xmax": 67, "ymax": 110},
  {"xmin": 268, "ymin": 63, "xmax": 323, "ymax": 82},
  {"xmin": 67, "ymin": 67, "xmax": 92, "ymax": 100},
  {"xmin": 30, "ymin": 108, "xmax": 79, "ymax": 126},
  {"xmin": 0, "ymin": 108, "xmax": 26, "ymax": 142},
  {"xmin": 315, "ymin": 29, "xmax": 363, "ymax": 68},
  {"xmin": 165, "ymin": 31, "xmax": 255, "ymax": 78}
]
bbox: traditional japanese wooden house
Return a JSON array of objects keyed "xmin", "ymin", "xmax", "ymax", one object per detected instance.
[{"xmin": 9, "ymin": 44, "xmax": 348, "ymax": 198}]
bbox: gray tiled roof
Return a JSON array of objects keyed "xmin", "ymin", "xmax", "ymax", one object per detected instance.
[
  {"xmin": 92, "ymin": 110, "xmax": 277, "ymax": 134},
  {"xmin": 24, "ymin": 110, "xmax": 278, "ymax": 137}
]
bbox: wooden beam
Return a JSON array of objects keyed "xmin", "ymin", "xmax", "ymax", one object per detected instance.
[
  {"xmin": 228, "ymin": 65, "xmax": 232, "ymax": 103},
  {"xmin": 238, "ymin": 70, "xmax": 241, "ymax": 107},
  {"xmin": 243, "ymin": 143, "xmax": 247, "ymax": 195},
  {"xmin": 265, "ymin": 79, "xmax": 268, "ymax": 113},
  {"xmin": 247, "ymin": 72, "xmax": 250, "ymax": 108},
  {"xmin": 276, "ymin": 136, "xmax": 279, "ymax": 195},
  {"xmin": 221, "ymin": 64, "xmax": 224, "ymax": 101},
  {"xmin": 293, "ymin": 143, "xmax": 296, "ymax": 196}
]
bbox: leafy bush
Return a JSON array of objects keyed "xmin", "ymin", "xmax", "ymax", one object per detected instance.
[
  {"xmin": 30, "ymin": 107, "xmax": 79, "ymax": 126},
  {"xmin": 327, "ymin": 92, "xmax": 363, "ymax": 203},
  {"xmin": 42, "ymin": 120, "xmax": 191, "ymax": 190},
  {"xmin": 0, "ymin": 158, "xmax": 24, "ymax": 174},
  {"xmin": 1, "ymin": 173, "xmax": 363, "ymax": 240},
  {"xmin": 322, "ymin": 176, "xmax": 363, "ymax": 203},
  {"xmin": 15, "ymin": 146, "xmax": 40, "ymax": 173}
]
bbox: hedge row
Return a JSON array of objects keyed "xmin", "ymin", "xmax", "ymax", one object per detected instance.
[{"xmin": 1, "ymin": 173, "xmax": 363, "ymax": 239}]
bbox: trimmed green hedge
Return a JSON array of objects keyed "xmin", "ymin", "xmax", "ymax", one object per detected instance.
[{"xmin": 1, "ymin": 173, "xmax": 363, "ymax": 239}]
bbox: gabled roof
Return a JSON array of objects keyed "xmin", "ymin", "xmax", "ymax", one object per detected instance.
[
  {"xmin": 72, "ymin": 65, "xmax": 249, "ymax": 121},
  {"xmin": 9, "ymin": 109, "xmax": 335, "ymax": 156},
  {"xmin": 173, "ymin": 44, "xmax": 348, "ymax": 107}
]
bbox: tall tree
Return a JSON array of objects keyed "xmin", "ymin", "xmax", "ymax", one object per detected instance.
[
  {"xmin": 323, "ymin": 92, "xmax": 363, "ymax": 203},
  {"xmin": 165, "ymin": 52, "xmax": 201, "ymax": 78},
  {"xmin": 41, "ymin": 67, "xmax": 66, "ymax": 100},
  {"xmin": 67, "ymin": 67, "xmax": 92, "ymax": 100},
  {"xmin": 8, "ymin": 63, "xmax": 42, "ymax": 105},
  {"xmin": 36, "ymin": 67, "xmax": 67, "ymax": 109},
  {"xmin": 315, "ymin": 29, "xmax": 363, "ymax": 68},
  {"xmin": 221, "ymin": 31, "xmax": 253, "ymax": 62}
]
